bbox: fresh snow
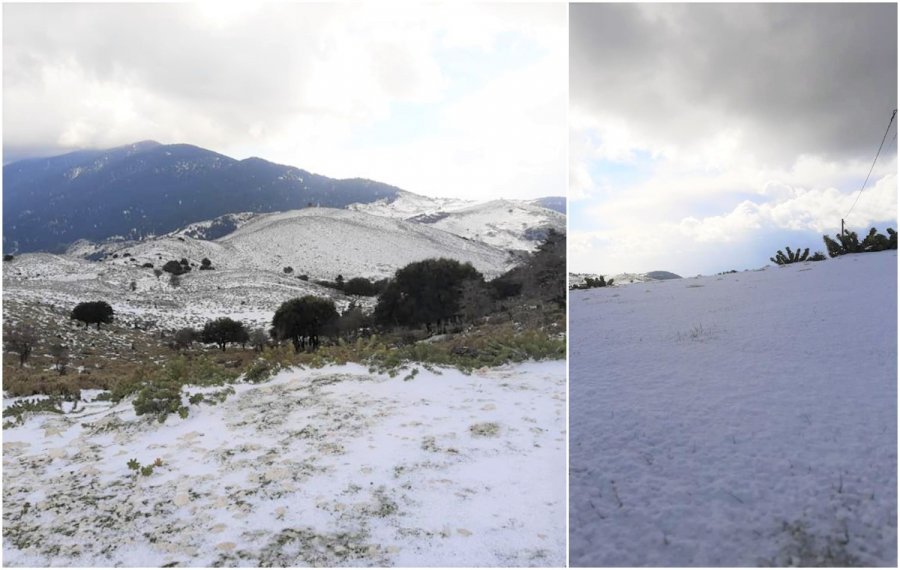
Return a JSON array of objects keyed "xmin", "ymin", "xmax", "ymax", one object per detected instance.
[
  {"xmin": 3, "ymin": 361, "xmax": 565, "ymax": 567},
  {"xmin": 65, "ymin": 207, "xmax": 515, "ymax": 281},
  {"xmin": 349, "ymin": 192, "xmax": 564, "ymax": 253},
  {"xmin": 569, "ymin": 251, "xmax": 897, "ymax": 566}
]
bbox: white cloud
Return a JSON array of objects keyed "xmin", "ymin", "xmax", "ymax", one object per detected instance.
[{"xmin": 3, "ymin": 3, "xmax": 565, "ymax": 200}]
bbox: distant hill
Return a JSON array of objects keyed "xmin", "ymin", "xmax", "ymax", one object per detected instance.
[
  {"xmin": 3, "ymin": 141, "xmax": 403, "ymax": 253},
  {"xmin": 529, "ymin": 196, "xmax": 566, "ymax": 214},
  {"xmin": 67, "ymin": 207, "xmax": 515, "ymax": 281},
  {"xmin": 569, "ymin": 269, "xmax": 682, "ymax": 288}
]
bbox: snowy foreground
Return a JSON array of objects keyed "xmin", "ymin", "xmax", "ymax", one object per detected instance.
[
  {"xmin": 570, "ymin": 251, "xmax": 897, "ymax": 566},
  {"xmin": 3, "ymin": 361, "xmax": 565, "ymax": 567}
]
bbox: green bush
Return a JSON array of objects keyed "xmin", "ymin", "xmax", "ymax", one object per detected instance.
[
  {"xmin": 572, "ymin": 275, "xmax": 613, "ymax": 289},
  {"xmin": 823, "ymin": 227, "xmax": 897, "ymax": 258},
  {"xmin": 3, "ymin": 397, "xmax": 64, "ymax": 427},
  {"xmin": 770, "ymin": 246, "xmax": 810, "ymax": 265}
]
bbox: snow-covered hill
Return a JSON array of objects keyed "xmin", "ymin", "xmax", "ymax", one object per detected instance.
[
  {"xmin": 569, "ymin": 270, "xmax": 682, "ymax": 288},
  {"xmin": 2, "ymin": 252, "xmax": 357, "ymax": 335},
  {"xmin": 2, "ymin": 361, "xmax": 565, "ymax": 566},
  {"xmin": 66, "ymin": 207, "xmax": 515, "ymax": 282},
  {"xmin": 349, "ymin": 192, "xmax": 564, "ymax": 252},
  {"xmin": 569, "ymin": 251, "xmax": 897, "ymax": 566}
]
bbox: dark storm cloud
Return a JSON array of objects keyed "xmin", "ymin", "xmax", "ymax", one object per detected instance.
[{"xmin": 570, "ymin": 3, "xmax": 898, "ymax": 164}]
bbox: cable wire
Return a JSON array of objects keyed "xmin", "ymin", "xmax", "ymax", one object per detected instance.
[{"xmin": 845, "ymin": 109, "xmax": 897, "ymax": 220}]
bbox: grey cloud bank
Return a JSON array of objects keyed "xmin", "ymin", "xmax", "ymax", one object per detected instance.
[{"xmin": 571, "ymin": 3, "xmax": 897, "ymax": 165}]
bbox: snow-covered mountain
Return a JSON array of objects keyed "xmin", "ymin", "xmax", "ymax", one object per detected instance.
[
  {"xmin": 350, "ymin": 192, "xmax": 564, "ymax": 252},
  {"xmin": 570, "ymin": 251, "xmax": 897, "ymax": 566}
]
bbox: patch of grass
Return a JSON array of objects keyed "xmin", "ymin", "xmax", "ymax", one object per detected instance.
[
  {"xmin": 291, "ymin": 323, "xmax": 565, "ymax": 375},
  {"xmin": 469, "ymin": 422, "xmax": 500, "ymax": 437},
  {"xmin": 3, "ymin": 396, "xmax": 64, "ymax": 427},
  {"xmin": 763, "ymin": 520, "xmax": 859, "ymax": 567}
]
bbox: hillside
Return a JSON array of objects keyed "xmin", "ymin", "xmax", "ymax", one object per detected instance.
[
  {"xmin": 569, "ymin": 251, "xmax": 897, "ymax": 566},
  {"xmin": 569, "ymin": 270, "xmax": 682, "ymax": 288},
  {"xmin": 2, "ymin": 361, "xmax": 565, "ymax": 566},
  {"xmin": 351, "ymin": 193, "xmax": 565, "ymax": 252},
  {"xmin": 2, "ymin": 141, "xmax": 402, "ymax": 253},
  {"xmin": 62, "ymin": 207, "xmax": 514, "ymax": 281}
]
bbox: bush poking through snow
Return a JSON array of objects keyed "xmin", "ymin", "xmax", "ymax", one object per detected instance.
[
  {"xmin": 2, "ymin": 397, "xmax": 64, "ymax": 427},
  {"xmin": 126, "ymin": 457, "xmax": 163, "ymax": 477},
  {"xmin": 770, "ymin": 247, "xmax": 810, "ymax": 265},
  {"xmin": 823, "ymin": 227, "xmax": 897, "ymax": 258},
  {"xmin": 572, "ymin": 276, "xmax": 613, "ymax": 289}
]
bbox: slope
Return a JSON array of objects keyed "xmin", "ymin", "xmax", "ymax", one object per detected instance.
[
  {"xmin": 2, "ymin": 361, "xmax": 565, "ymax": 566},
  {"xmin": 569, "ymin": 251, "xmax": 897, "ymax": 566}
]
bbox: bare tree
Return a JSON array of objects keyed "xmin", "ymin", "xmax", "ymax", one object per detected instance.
[
  {"xmin": 459, "ymin": 279, "xmax": 493, "ymax": 324},
  {"xmin": 172, "ymin": 327, "xmax": 197, "ymax": 350},
  {"xmin": 49, "ymin": 343, "xmax": 69, "ymax": 375},
  {"xmin": 249, "ymin": 328, "xmax": 269, "ymax": 352},
  {"xmin": 4, "ymin": 325, "xmax": 37, "ymax": 367}
]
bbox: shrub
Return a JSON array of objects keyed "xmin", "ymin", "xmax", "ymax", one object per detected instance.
[
  {"xmin": 201, "ymin": 258, "xmax": 212, "ymax": 269},
  {"xmin": 283, "ymin": 266, "xmax": 294, "ymax": 274},
  {"xmin": 3, "ymin": 397, "xmax": 64, "ymax": 427},
  {"xmin": 172, "ymin": 327, "xmax": 198, "ymax": 350},
  {"xmin": 249, "ymin": 328, "xmax": 269, "ymax": 352},
  {"xmin": 201, "ymin": 317, "xmax": 249, "ymax": 351},
  {"xmin": 48, "ymin": 344, "xmax": 69, "ymax": 375},
  {"xmin": 374, "ymin": 258, "xmax": 484, "ymax": 333},
  {"xmin": 343, "ymin": 277, "xmax": 379, "ymax": 296},
  {"xmin": 809, "ymin": 251, "xmax": 827, "ymax": 262},
  {"xmin": 770, "ymin": 246, "xmax": 810, "ymax": 265},
  {"xmin": 488, "ymin": 230, "xmax": 565, "ymax": 307},
  {"xmin": 572, "ymin": 276, "xmax": 613, "ymax": 289},
  {"xmin": 71, "ymin": 301, "xmax": 114, "ymax": 329},
  {"xmin": 4, "ymin": 254, "xmax": 14, "ymax": 262},
  {"xmin": 272, "ymin": 296, "xmax": 338, "ymax": 351},
  {"xmin": 824, "ymin": 227, "xmax": 897, "ymax": 257},
  {"xmin": 298, "ymin": 274, "xmax": 309, "ymax": 281},
  {"xmin": 162, "ymin": 260, "xmax": 185, "ymax": 275},
  {"xmin": 4, "ymin": 325, "xmax": 37, "ymax": 367}
]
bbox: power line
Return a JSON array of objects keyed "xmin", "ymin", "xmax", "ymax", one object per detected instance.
[{"xmin": 845, "ymin": 108, "xmax": 897, "ymax": 221}]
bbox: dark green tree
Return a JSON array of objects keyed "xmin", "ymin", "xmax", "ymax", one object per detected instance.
[
  {"xmin": 272, "ymin": 296, "xmax": 339, "ymax": 351},
  {"xmin": 343, "ymin": 277, "xmax": 379, "ymax": 296},
  {"xmin": 162, "ymin": 260, "xmax": 186, "ymax": 275},
  {"xmin": 201, "ymin": 317, "xmax": 248, "ymax": 351},
  {"xmin": 71, "ymin": 301, "xmax": 114, "ymax": 329},
  {"xmin": 374, "ymin": 258, "xmax": 484, "ymax": 332}
]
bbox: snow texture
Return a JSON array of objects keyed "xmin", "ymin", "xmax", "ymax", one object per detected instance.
[
  {"xmin": 349, "ymin": 192, "xmax": 564, "ymax": 253},
  {"xmin": 569, "ymin": 251, "xmax": 897, "ymax": 566},
  {"xmin": 3, "ymin": 361, "xmax": 565, "ymax": 567}
]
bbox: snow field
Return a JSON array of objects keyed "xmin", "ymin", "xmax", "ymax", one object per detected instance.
[
  {"xmin": 569, "ymin": 251, "xmax": 897, "ymax": 566},
  {"xmin": 3, "ymin": 361, "xmax": 565, "ymax": 567}
]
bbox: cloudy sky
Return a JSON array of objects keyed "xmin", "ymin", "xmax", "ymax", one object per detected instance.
[
  {"xmin": 3, "ymin": 3, "xmax": 566, "ymax": 201},
  {"xmin": 570, "ymin": 3, "xmax": 898, "ymax": 276}
]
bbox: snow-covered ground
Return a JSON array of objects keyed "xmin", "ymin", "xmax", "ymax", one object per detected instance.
[
  {"xmin": 569, "ymin": 251, "xmax": 897, "ymax": 566},
  {"xmin": 350, "ymin": 193, "xmax": 564, "ymax": 253},
  {"xmin": 63, "ymin": 207, "xmax": 515, "ymax": 282},
  {"xmin": 3, "ymin": 361, "xmax": 565, "ymax": 567}
]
